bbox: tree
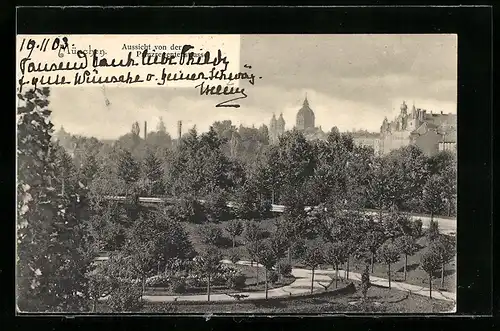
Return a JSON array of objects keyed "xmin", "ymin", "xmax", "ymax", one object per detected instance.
[
  {"xmin": 323, "ymin": 242, "xmax": 347, "ymax": 288},
  {"xmin": 430, "ymin": 235, "xmax": 456, "ymax": 288},
  {"xmin": 142, "ymin": 149, "xmax": 164, "ymax": 196},
  {"xmin": 420, "ymin": 249, "xmax": 441, "ymax": 299},
  {"xmin": 268, "ymin": 230, "xmax": 289, "ymax": 278},
  {"xmin": 123, "ymin": 222, "xmax": 161, "ymax": 299},
  {"xmin": 394, "ymin": 235, "xmax": 418, "ymax": 281},
  {"xmin": 303, "ymin": 245, "xmax": 324, "ymax": 294},
  {"xmin": 386, "ymin": 145, "xmax": 429, "ymax": 211},
  {"xmin": 17, "ymin": 88, "xmax": 89, "ymax": 312},
  {"xmin": 198, "ymin": 224, "xmax": 223, "ymax": 246},
  {"xmin": 377, "ymin": 242, "xmax": 400, "ymax": 289},
  {"xmin": 203, "ymin": 187, "xmax": 230, "ymax": 222},
  {"xmin": 427, "ymin": 219, "xmax": 440, "ymax": 241},
  {"xmin": 422, "ymin": 174, "xmax": 445, "ymax": 221},
  {"xmin": 256, "ymin": 242, "xmax": 278, "ymax": 299},
  {"xmin": 117, "ymin": 149, "xmax": 140, "ymax": 185},
  {"xmin": 193, "ymin": 247, "xmax": 222, "ymax": 302},
  {"xmin": 360, "ymin": 265, "xmax": 371, "ymax": 300},
  {"xmin": 131, "ymin": 121, "xmax": 140, "ymax": 137},
  {"xmin": 225, "ymin": 220, "xmax": 243, "ymax": 248},
  {"xmin": 80, "ymin": 152, "xmax": 99, "ymax": 186},
  {"xmin": 361, "ymin": 221, "xmax": 386, "ymax": 273},
  {"xmin": 243, "ymin": 221, "xmax": 263, "ymax": 244}
]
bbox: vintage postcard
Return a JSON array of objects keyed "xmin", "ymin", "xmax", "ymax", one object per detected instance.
[{"xmin": 16, "ymin": 34, "xmax": 457, "ymax": 314}]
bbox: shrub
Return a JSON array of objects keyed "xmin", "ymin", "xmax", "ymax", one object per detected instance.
[
  {"xmin": 228, "ymin": 251, "xmax": 240, "ymax": 264},
  {"xmin": 277, "ymin": 261, "xmax": 293, "ymax": 277},
  {"xmin": 107, "ymin": 283, "xmax": 143, "ymax": 312},
  {"xmin": 169, "ymin": 277, "xmax": 187, "ymax": 294},
  {"xmin": 226, "ymin": 273, "xmax": 247, "ymax": 289},
  {"xmin": 198, "ymin": 224, "xmax": 223, "ymax": 246},
  {"xmin": 145, "ymin": 274, "xmax": 170, "ymax": 287},
  {"xmin": 268, "ymin": 270, "xmax": 279, "ymax": 284},
  {"xmin": 185, "ymin": 276, "xmax": 203, "ymax": 288}
]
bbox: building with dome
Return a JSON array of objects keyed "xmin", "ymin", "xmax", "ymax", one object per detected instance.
[
  {"xmin": 295, "ymin": 95, "xmax": 315, "ymax": 131},
  {"xmin": 268, "ymin": 95, "xmax": 328, "ymax": 144}
]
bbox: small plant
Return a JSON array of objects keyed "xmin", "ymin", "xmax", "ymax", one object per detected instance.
[
  {"xmin": 420, "ymin": 249, "xmax": 441, "ymax": 299},
  {"xmin": 377, "ymin": 242, "xmax": 400, "ymax": 289}
]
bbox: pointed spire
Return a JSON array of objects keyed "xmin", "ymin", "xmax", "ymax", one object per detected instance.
[{"xmin": 303, "ymin": 93, "xmax": 309, "ymax": 107}]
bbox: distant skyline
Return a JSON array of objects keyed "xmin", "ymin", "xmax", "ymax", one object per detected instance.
[{"xmin": 47, "ymin": 34, "xmax": 457, "ymax": 140}]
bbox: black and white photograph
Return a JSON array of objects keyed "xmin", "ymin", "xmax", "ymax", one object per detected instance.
[{"xmin": 16, "ymin": 34, "xmax": 457, "ymax": 314}]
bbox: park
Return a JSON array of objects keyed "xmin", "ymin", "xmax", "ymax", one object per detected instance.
[{"xmin": 17, "ymin": 87, "xmax": 457, "ymax": 313}]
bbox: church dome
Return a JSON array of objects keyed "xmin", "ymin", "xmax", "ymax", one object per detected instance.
[
  {"xmin": 297, "ymin": 96, "xmax": 314, "ymax": 118},
  {"xmin": 296, "ymin": 95, "xmax": 315, "ymax": 130}
]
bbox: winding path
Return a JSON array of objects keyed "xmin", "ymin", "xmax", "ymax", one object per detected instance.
[{"xmin": 140, "ymin": 260, "xmax": 456, "ymax": 303}]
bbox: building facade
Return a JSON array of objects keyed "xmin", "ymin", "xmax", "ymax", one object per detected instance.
[
  {"xmin": 269, "ymin": 113, "xmax": 286, "ymax": 144},
  {"xmin": 379, "ymin": 101, "xmax": 457, "ymax": 156}
]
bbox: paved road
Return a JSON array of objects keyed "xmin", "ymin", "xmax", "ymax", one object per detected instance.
[{"xmin": 138, "ymin": 260, "xmax": 456, "ymax": 303}]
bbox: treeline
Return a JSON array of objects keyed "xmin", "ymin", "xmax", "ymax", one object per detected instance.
[{"xmin": 57, "ymin": 115, "xmax": 456, "ymax": 219}]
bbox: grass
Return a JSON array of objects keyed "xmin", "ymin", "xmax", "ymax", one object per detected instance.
[
  {"xmin": 348, "ymin": 235, "xmax": 456, "ymax": 292},
  {"xmin": 183, "ymin": 217, "xmax": 456, "ymax": 293},
  {"xmin": 97, "ymin": 282, "xmax": 454, "ymax": 314},
  {"xmin": 183, "ymin": 217, "xmax": 278, "ymax": 260}
]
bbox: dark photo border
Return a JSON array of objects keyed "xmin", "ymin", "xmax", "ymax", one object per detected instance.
[{"xmin": 6, "ymin": 4, "xmax": 495, "ymax": 331}]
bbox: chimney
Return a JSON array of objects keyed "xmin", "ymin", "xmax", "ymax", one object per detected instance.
[
  {"xmin": 177, "ymin": 120, "xmax": 182, "ymax": 140},
  {"xmin": 144, "ymin": 121, "xmax": 147, "ymax": 140}
]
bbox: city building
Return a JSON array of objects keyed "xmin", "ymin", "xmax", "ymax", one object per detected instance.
[
  {"xmin": 268, "ymin": 95, "xmax": 327, "ymax": 143},
  {"xmin": 351, "ymin": 130, "xmax": 382, "ymax": 155},
  {"xmin": 269, "ymin": 113, "xmax": 285, "ymax": 144},
  {"xmin": 380, "ymin": 101, "xmax": 457, "ymax": 156}
]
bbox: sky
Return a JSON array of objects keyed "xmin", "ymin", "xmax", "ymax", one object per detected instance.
[{"xmin": 47, "ymin": 34, "xmax": 457, "ymax": 139}]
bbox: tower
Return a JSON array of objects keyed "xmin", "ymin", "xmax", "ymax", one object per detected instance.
[
  {"xmin": 269, "ymin": 113, "xmax": 278, "ymax": 144},
  {"xmin": 144, "ymin": 121, "xmax": 147, "ymax": 140},
  {"xmin": 296, "ymin": 94, "xmax": 315, "ymax": 130},
  {"xmin": 177, "ymin": 120, "xmax": 182, "ymax": 140},
  {"xmin": 400, "ymin": 101, "xmax": 408, "ymax": 116},
  {"xmin": 277, "ymin": 113, "xmax": 285, "ymax": 136}
]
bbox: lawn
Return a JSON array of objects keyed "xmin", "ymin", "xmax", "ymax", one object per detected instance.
[
  {"xmin": 124, "ymin": 283, "xmax": 455, "ymax": 314},
  {"xmin": 182, "ymin": 217, "xmax": 456, "ymax": 293},
  {"xmin": 183, "ymin": 217, "xmax": 278, "ymax": 261},
  {"xmin": 348, "ymin": 235, "xmax": 456, "ymax": 293}
]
